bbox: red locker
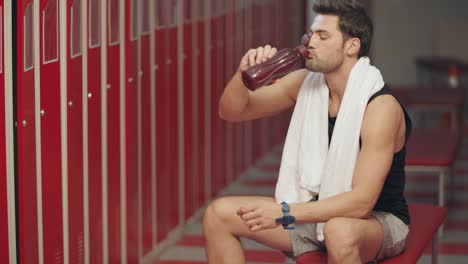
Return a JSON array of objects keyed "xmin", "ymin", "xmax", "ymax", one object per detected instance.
[
  {"xmin": 154, "ymin": 0, "xmax": 168, "ymax": 243},
  {"xmin": 182, "ymin": 0, "xmax": 198, "ymax": 220},
  {"xmin": 87, "ymin": 0, "xmax": 103, "ymax": 262},
  {"xmin": 106, "ymin": 0, "xmax": 123, "ymax": 262},
  {"xmin": 210, "ymin": 0, "xmax": 224, "ymax": 196},
  {"xmin": 140, "ymin": 0, "xmax": 153, "ymax": 255},
  {"xmin": 166, "ymin": 0, "xmax": 179, "ymax": 231},
  {"xmin": 155, "ymin": 0, "xmax": 179, "ymax": 242},
  {"xmin": 39, "ymin": 0, "xmax": 64, "ymax": 262},
  {"xmin": 195, "ymin": 0, "xmax": 207, "ymax": 207},
  {"xmin": 67, "ymin": 0, "xmax": 84, "ymax": 262},
  {"xmin": 0, "ymin": 1, "xmax": 10, "ymax": 262},
  {"xmin": 126, "ymin": 0, "xmax": 139, "ymax": 261},
  {"xmin": 16, "ymin": 1, "xmax": 40, "ymax": 263}
]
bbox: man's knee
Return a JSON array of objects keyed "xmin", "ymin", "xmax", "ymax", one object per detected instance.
[
  {"xmin": 203, "ymin": 197, "xmax": 235, "ymax": 230},
  {"xmin": 323, "ymin": 218, "xmax": 360, "ymax": 258}
]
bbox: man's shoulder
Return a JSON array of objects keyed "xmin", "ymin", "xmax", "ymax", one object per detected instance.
[{"xmin": 361, "ymin": 95, "xmax": 403, "ymax": 141}]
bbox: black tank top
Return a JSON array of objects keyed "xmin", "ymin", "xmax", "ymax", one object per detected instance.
[{"xmin": 328, "ymin": 85, "xmax": 411, "ymax": 224}]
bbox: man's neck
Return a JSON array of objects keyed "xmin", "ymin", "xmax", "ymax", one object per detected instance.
[{"xmin": 325, "ymin": 58, "xmax": 358, "ymax": 103}]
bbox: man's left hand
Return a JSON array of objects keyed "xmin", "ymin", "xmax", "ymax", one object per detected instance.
[{"xmin": 237, "ymin": 200, "xmax": 282, "ymax": 231}]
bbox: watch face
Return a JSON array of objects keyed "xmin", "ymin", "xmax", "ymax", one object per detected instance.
[{"xmin": 284, "ymin": 215, "xmax": 295, "ymax": 225}]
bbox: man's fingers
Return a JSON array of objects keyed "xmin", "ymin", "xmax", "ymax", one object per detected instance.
[
  {"xmin": 250, "ymin": 224, "xmax": 264, "ymax": 232},
  {"xmin": 245, "ymin": 218, "xmax": 258, "ymax": 227},
  {"xmin": 262, "ymin": 45, "xmax": 271, "ymax": 62},
  {"xmin": 248, "ymin": 49, "xmax": 257, "ymax": 67},
  {"xmin": 255, "ymin": 46, "xmax": 264, "ymax": 63},
  {"xmin": 238, "ymin": 45, "xmax": 277, "ymax": 72},
  {"xmin": 268, "ymin": 47, "xmax": 277, "ymax": 59},
  {"xmin": 239, "ymin": 210, "xmax": 258, "ymax": 221}
]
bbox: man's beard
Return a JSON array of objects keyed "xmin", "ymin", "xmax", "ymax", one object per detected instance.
[{"xmin": 305, "ymin": 52, "xmax": 344, "ymax": 73}]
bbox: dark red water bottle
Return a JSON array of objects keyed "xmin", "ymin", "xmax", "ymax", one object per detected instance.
[{"xmin": 241, "ymin": 33, "xmax": 311, "ymax": 90}]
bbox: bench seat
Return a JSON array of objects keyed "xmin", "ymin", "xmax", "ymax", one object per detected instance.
[
  {"xmin": 405, "ymin": 128, "xmax": 460, "ymax": 208},
  {"xmin": 296, "ymin": 203, "xmax": 448, "ymax": 264},
  {"xmin": 392, "ymin": 85, "xmax": 465, "ymax": 130}
]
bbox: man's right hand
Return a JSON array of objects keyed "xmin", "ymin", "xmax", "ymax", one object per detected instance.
[
  {"xmin": 220, "ymin": 45, "xmax": 307, "ymax": 122},
  {"xmin": 238, "ymin": 45, "xmax": 278, "ymax": 73}
]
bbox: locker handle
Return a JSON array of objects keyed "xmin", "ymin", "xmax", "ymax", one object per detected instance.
[
  {"xmin": 22, "ymin": 120, "xmax": 27, "ymax": 127},
  {"xmin": 166, "ymin": 59, "xmax": 172, "ymax": 65},
  {"xmin": 68, "ymin": 101, "xmax": 73, "ymax": 107},
  {"xmin": 128, "ymin": 77, "xmax": 134, "ymax": 83},
  {"xmin": 40, "ymin": 110, "xmax": 45, "ymax": 116},
  {"xmin": 106, "ymin": 84, "xmax": 111, "ymax": 90},
  {"xmin": 153, "ymin": 65, "xmax": 159, "ymax": 71},
  {"xmin": 87, "ymin": 93, "xmax": 92, "ymax": 99}
]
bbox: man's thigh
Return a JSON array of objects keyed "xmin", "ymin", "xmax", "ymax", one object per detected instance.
[
  {"xmin": 324, "ymin": 216, "xmax": 384, "ymax": 262},
  {"xmin": 206, "ymin": 196, "xmax": 293, "ymax": 252},
  {"xmin": 354, "ymin": 217, "xmax": 384, "ymax": 262}
]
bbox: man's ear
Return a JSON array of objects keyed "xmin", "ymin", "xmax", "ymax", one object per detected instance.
[{"xmin": 345, "ymin": 38, "xmax": 361, "ymax": 56}]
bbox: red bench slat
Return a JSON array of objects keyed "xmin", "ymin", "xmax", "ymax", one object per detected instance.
[
  {"xmin": 406, "ymin": 129, "xmax": 460, "ymax": 167},
  {"xmin": 296, "ymin": 203, "xmax": 448, "ymax": 264},
  {"xmin": 392, "ymin": 86, "xmax": 465, "ymax": 107}
]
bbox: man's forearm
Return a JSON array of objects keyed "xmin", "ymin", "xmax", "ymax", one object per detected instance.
[
  {"xmin": 219, "ymin": 72, "xmax": 251, "ymax": 122},
  {"xmin": 289, "ymin": 190, "xmax": 376, "ymax": 223}
]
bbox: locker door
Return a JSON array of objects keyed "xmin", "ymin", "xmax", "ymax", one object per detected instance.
[
  {"xmin": 154, "ymin": 0, "xmax": 168, "ymax": 243},
  {"xmin": 166, "ymin": 0, "xmax": 179, "ymax": 230},
  {"xmin": 16, "ymin": 1, "xmax": 40, "ymax": 263},
  {"xmin": 182, "ymin": 0, "xmax": 197, "ymax": 220},
  {"xmin": 106, "ymin": 0, "xmax": 123, "ymax": 262},
  {"xmin": 196, "ymin": 0, "xmax": 207, "ymax": 207},
  {"xmin": 209, "ymin": 0, "xmax": 221, "ymax": 196},
  {"xmin": 87, "ymin": 0, "xmax": 103, "ymax": 262},
  {"xmin": 155, "ymin": 0, "xmax": 180, "ymax": 242},
  {"xmin": 139, "ymin": 0, "xmax": 153, "ymax": 255},
  {"xmin": 0, "ymin": 1, "xmax": 6, "ymax": 260},
  {"xmin": 126, "ymin": 0, "xmax": 139, "ymax": 262},
  {"xmin": 39, "ymin": 0, "xmax": 64, "ymax": 262},
  {"xmin": 67, "ymin": 0, "xmax": 84, "ymax": 263},
  {"xmin": 0, "ymin": 2, "xmax": 14, "ymax": 262}
]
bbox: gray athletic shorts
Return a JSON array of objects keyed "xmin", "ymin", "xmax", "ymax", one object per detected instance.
[{"xmin": 287, "ymin": 211, "xmax": 409, "ymax": 261}]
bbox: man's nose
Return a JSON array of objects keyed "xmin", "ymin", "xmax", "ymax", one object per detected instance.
[
  {"xmin": 308, "ymin": 34, "xmax": 319, "ymax": 48},
  {"xmin": 301, "ymin": 33, "xmax": 316, "ymax": 49}
]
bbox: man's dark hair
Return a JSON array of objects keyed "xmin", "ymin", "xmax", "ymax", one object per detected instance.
[{"xmin": 313, "ymin": 0, "xmax": 373, "ymax": 58}]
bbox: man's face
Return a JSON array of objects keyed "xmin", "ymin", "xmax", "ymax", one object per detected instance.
[{"xmin": 305, "ymin": 14, "xmax": 346, "ymax": 73}]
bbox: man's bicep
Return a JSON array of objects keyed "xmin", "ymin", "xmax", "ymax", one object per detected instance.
[
  {"xmin": 352, "ymin": 98, "xmax": 402, "ymax": 204},
  {"xmin": 238, "ymin": 69, "xmax": 308, "ymax": 121},
  {"xmin": 352, "ymin": 142, "xmax": 394, "ymax": 204}
]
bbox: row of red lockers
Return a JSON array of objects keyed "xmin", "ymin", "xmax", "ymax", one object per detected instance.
[{"xmin": 0, "ymin": 0, "xmax": 305, "ymax": 263}]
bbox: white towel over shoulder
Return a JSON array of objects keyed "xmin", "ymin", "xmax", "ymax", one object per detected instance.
[{"xmin": 275, "ymin": 57, "xmax": 384, "ymax": 241}]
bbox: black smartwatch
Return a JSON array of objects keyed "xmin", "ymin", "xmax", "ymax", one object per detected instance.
[{"xmin": 275, "ymin": 202, "xmax": 295, "ymax": 230}]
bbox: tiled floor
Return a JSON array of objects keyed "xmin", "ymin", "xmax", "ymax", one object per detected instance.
[{"xmin": 152, "ymin": 138, "xmax": 468, "ymax": 264}]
